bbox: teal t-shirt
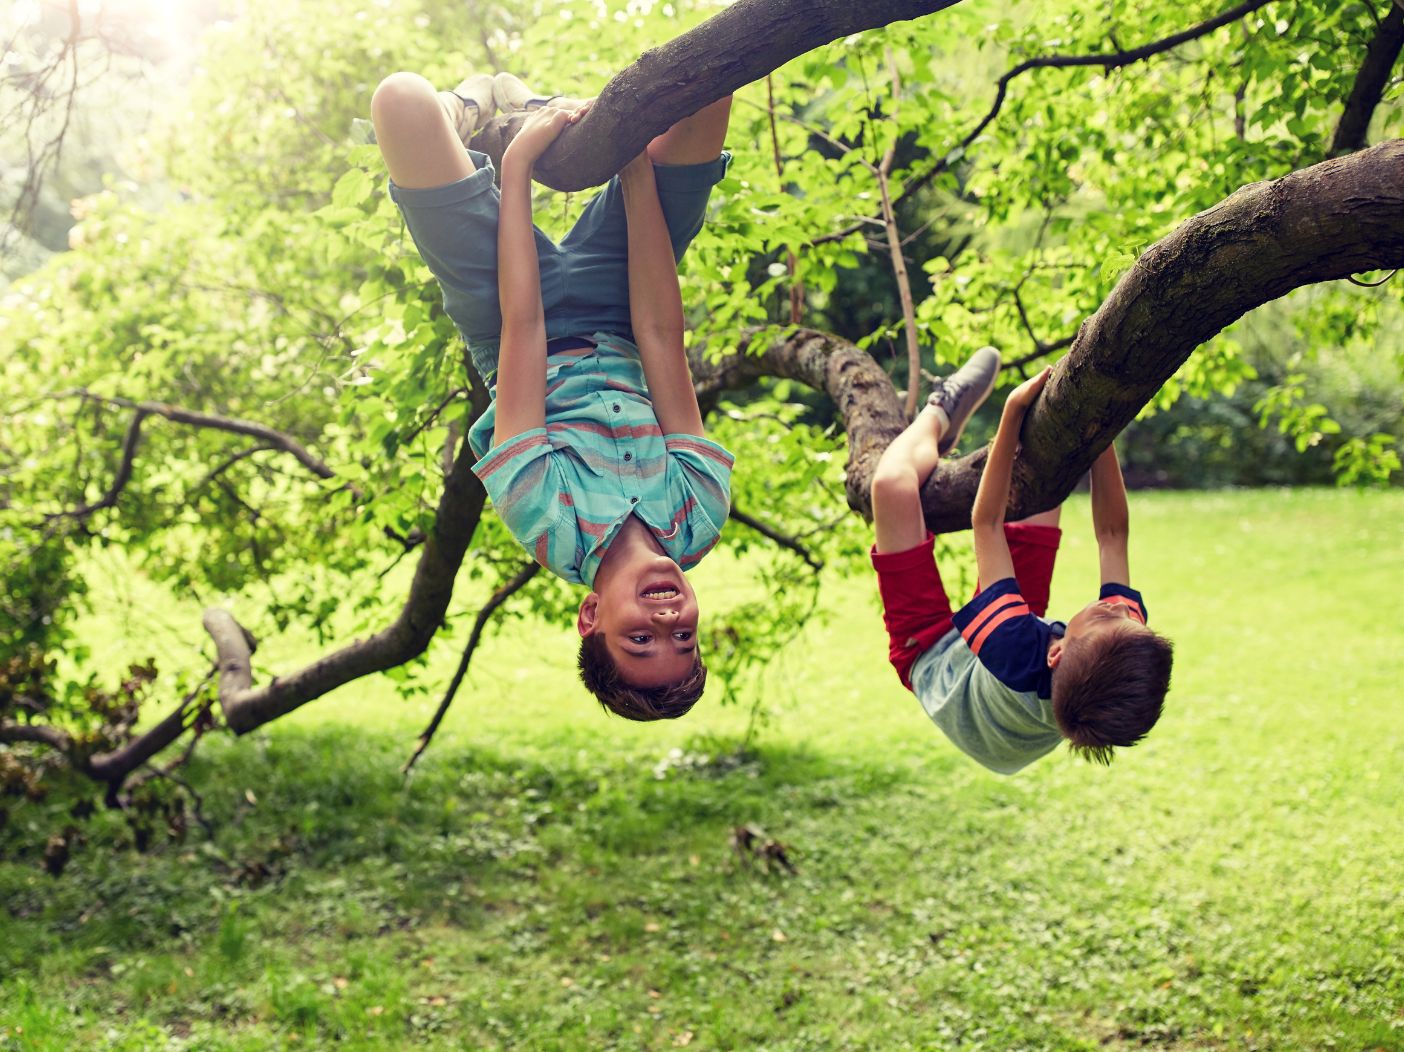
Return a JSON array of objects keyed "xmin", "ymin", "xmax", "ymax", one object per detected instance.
[{"xmin": 469, "ymin": 333, "xmax": 734, "ymax": 587}]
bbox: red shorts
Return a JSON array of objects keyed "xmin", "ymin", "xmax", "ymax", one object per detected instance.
[{"xmin": 870, "ymin": 524, "xmax": 1061, "ymax": 690}]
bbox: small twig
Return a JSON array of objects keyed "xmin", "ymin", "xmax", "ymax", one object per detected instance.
[
  {"xmin": 730, "ymin": 507, "xmax": 824, "ymax": 571},
  {"xmin": 765, "ymin": 74, "xmax": 804, "ymax": 324},
  {"xmin": 132, "ymin": 763, "xmax": 215, "ymax": 837},
  {"xmin": 1346, "ymin": 268, "xmax": 1398, "ymax": 287},
  {"xmin": 193, "ymin": 443, "xmax": 278, "ymax": 492},
  {"xmin": 403, "ymin": 562, "xmax": 542, "ymax": 775},
  {"xmin": 401, "ymin": 388, "xmax": 468, "ymax": 448},
  {"xmin": 1010, "ymin": 288, "xmax": 1076, "ymax": 357},
  {"xmin": 40, "ymin": 409, "xmax": 149, "ymax": 526},
  {"xmin": 47, "ymin": 388, "xmax": 337, "ymax": 479}
]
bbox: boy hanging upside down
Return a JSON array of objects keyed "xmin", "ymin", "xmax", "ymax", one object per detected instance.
[
  {"xmin": 868, "ymin": 350, "xmax": 1174, "ymax": 774},
  {"xmin": 371, "ymin": 69, "xmax": 734, "ymax": 720}
]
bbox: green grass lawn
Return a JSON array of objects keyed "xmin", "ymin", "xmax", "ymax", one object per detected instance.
[{"xmin": 3, "ymin": 489, "xmax": 1402, "ymax": 1050}]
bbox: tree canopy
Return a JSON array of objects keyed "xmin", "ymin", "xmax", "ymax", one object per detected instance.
[{"xmin": 2, "ymin": 0, "xmax": 1401, "ymax": 861}]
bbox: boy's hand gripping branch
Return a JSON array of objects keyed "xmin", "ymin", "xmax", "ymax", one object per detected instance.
[{"xmin": 970, "ymin": 367, "xmax": 1050, "ymax": 587}]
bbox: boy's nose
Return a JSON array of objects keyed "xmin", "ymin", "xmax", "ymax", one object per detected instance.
[{"xmin": 651, "ymin": 607, "xmax": 679, "ymax": 623}]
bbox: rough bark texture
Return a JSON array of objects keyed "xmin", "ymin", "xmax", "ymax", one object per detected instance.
[
  {"xmin": 1330, "ymin": 2, "xmax": 1404, "ymax": 155},
  {"xmin": 692, "ymin": 329, "xmax": 909, "ymax": 519},
  {"xmin": 471, "ymin": 0, "xmax": 965, "ymax": 190},
  {"xmin": 701, "ymin": 141, "xmax": 1404, "ymax": 533}
]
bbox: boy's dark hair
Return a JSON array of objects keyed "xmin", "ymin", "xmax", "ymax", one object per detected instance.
[
  {"xmin": 577, "ymin": 632, "xmax": 707, "ymax": 721},
  {"xmin": 1050, "ymin": 625, "xmax": 1174, "ymax": 765}
]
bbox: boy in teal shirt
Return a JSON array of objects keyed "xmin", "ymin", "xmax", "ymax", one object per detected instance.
[{"xmin": 371, "ymin": 69, "xmax": 733, "ymax": 719}]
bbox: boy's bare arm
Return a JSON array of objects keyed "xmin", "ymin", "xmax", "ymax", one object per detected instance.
[
  {"xmin": 620, "ymin": 155, "xmax": 706, "ymax": 438},
  {"xmin": 1090, "ymin": 443, "xmax": 1131, "ymax": 587},
  {"xmin": 492, "ymin": 107, "xmax": 580, "ymax": 446},
  {"xmin": 971, "ymin": 368, "xmax": 1050, "ymax": 586}
]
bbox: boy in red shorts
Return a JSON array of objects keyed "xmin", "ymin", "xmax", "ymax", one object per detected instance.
[{"xmin": 868, "ymin": 351, "xmax": 1173, "ymax": 774}]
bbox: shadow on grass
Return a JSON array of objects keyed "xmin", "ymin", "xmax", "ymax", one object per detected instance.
[{"xmin": 2, "ymin": 724, "xmax": 934, "ymax": 967}]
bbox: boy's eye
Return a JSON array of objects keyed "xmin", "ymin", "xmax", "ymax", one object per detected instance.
[
  {"xmin": 673, "ymin": 631, "xmax": 693, "ymax": 642},
  {"xmin": 629, "ymin": 634, "xmax": 651, "ymax": 645}
]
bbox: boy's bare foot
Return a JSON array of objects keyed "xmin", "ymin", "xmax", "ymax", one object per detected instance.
[
  {"xmin": 443, "ymin": 72, "xmax": 495, "ymax": 144},
  {"xmin": 928, "ymin": 346, "xmax": 1001, "ymax": 454}
]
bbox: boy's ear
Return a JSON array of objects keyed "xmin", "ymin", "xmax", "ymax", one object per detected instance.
[
  {"xmin": 1046, "ymin": 637, "xmax": 1064, "ymax": 670},
  {"xmin": 577, "ymin": 592, "xmax": 600, "ymax": 638}
]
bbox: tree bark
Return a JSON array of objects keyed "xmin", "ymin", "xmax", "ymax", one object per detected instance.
[
  {"xmin": 1330, "ymin": 2, "xmax": 1404, "ymax": 156},
  {"xmin": 471, "ymin": 0, "xmax": 966, "ymax": 190},
  {"xmin": 701, "ymin": 140, "xmax": 1404, "ymax": 533}
]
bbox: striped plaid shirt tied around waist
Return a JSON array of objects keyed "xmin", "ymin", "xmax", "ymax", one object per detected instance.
[{"xmin": 468, "ymin": 333, "xmax": 735, "ymax": 587}]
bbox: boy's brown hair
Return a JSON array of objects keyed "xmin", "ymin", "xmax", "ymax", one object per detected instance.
[
  {"xmin": 577, "ymin": 633, "xmax": 707, "ymax": 721},
  {"xmin": 1050, "ymin": 624, "xmax": 1173, "ymax": 765}
]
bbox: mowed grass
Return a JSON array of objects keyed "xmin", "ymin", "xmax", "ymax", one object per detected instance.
[{"xmin": 2, "ymin": 489, "xmax": 1402, "ymax": 1051}]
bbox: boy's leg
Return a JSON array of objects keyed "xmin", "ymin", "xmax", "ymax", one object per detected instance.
[
  {"xmin": 869, "ymin": 348, "xmax": 1002, "ymax": 686},
  {"xmin": 871, "ymin": 405, "xmax": 946, "ymax": 553},
  {"xmin": 868, "ymin": 407, "xmax": 955, "ymax": 688},
  {"xmin": 371, "ymin": 72, "xmax": 484, "ymax": 188},
  {"xmin": 872, "ymin": 345, "xmax": 1001, "ymax": 552},
  {"xmin": 647, "ymin": 96, "xmax": 733, "ymax": 165},
  {"xmin": 1003, "ymin": 508, "xmax": 1062, "ymax": 617},
  {"xmin": 372, "ymin": 71, "xmax": 562, "ymax": 382}
]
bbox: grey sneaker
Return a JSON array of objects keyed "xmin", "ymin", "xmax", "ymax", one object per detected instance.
[
  {"xmin": 927, "ymin": 346, "xmax": 1001, "ymax": 455},
  {"xmin": 446, "ymin": 72, "xmax": 495, "ymax": 143}
]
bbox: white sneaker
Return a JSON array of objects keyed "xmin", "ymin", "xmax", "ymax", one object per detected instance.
[
  {"xmin": 492, "ymin": 71, "xmax": 568, "ymax": 113},
  {"xmin": 445, "ymin": 72, "xmax": 495, "ymax": 143}
]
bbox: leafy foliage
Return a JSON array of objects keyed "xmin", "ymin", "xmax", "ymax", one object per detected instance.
[{"xmin": 0, "ymin": 0, "xmax": 1401, "ymax": 862}]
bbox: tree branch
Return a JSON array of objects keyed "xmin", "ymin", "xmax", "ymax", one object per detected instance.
[
  {"xmin": 402, "ymin": 562, "xmax": 542, "ymax": 775},
  {"xmin": 470, "ymin": 0, "xmax": 967, "ymax": 190},
  {"xmin": 813, "ymin": 0, "xmax": 1275, "ymax": 245},
  {"xmin": 1330, "ymin": 1, "xmax": 1404, "ymax": 155},
  {"xmin": 765, "ymin": 73, "xmax": 804, "ymax": 324},
  {"xmin": 0, "ymin": 720, "xmax": 81, "ymax": 765},
  {"xmin": 729, "ymin": 507, "xmax": 824, "ymax": 570},
  {"xmin": 42, "ymin": 408, "xmax": 149, "ymax": 525},
  {"xmin": 54, "ymin": 390, "xmax": 337, "ymax": 479},
  {"xmin": 85, "ymin": 667, "xmax": 217, "ymax": 785},
  {"xmin": 702, "ymin": 141, "xmax": 1404, "ymax": 532},
  {"xmin": 202, "ymin": 420, "xmax": 490, "ymax": 734}
]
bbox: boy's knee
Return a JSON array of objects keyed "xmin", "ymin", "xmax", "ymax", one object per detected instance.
[
  {"xmin": 870, "ymin": 465, "xmax": 918, "ymax": 507},
  {"xmin": 371, "ymin": 71, "xmax": 437, "ymax": 124}
]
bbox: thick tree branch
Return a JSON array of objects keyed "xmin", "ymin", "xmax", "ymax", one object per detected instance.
[
  {"xmin": 814, "ymin": 0, "xmax": 1275, "ymax": 245},
  {"xmin": 402, "ymin": 562, "xmax": 542, "ymax": 775},
  {"xmin": 203, "ymin": 424, "xmax": 490, "ymax": 734},
  {"xmin": 703, "ymin": 141, "xmax": 1404, "ymax": 532},
  {"xmin": 470, "ymin": 0, "xmax": 966, "ymax": 190},
  {"xmin": 691, "ymin": 327, "xmax": 908, "ymax": 519},
  {"xmin": 1330, "ymin": 1, "xmax": 1404, "ymax": 155}
]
